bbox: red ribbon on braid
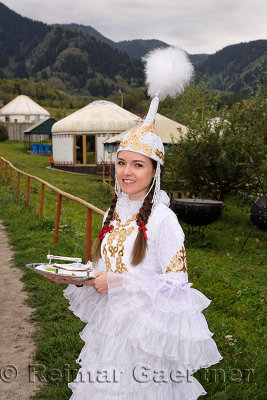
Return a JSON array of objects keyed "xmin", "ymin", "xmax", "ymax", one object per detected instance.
[
  {"xmin": 138, "ymin": 219, "xmax": 147, "ymax": 240},
  {"xmin": 98, "ymin": 225, "xmax": 114, "ymax": 240}
]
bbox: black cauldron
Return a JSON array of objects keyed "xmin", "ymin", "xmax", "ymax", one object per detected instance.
[
  {"xmin": 250, "ymin": 196, "xmax": 267, "ymax": 231},
  {"xmin": 173, "ymin": 199, "xmax": 223, "ymax": 227}
]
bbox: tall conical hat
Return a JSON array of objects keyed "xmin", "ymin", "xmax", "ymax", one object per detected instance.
[
  {"xmin": 115, "ymin": 47, "xmax": 194, "ymax": 206},
  {"xmin": 117, "ymin": 47, "xmax": 194, "ymax": 165}
]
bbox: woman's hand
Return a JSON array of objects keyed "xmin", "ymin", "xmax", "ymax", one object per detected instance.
[
  {"xmin": 85, "ymin": 271, "xmax": 108, "ymax": 294},
  {"xmin": 47, "ymin": 276, "xmax": 84, "ymax": 286},
  {"xmin": 47, "ymin": 271, "xmax": 109, "ymax": 294}
]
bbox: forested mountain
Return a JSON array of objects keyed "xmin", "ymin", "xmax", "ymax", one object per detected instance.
[
  {"xmin": 0, "ymin": 2, "xmax": 143, "ymax": 96},
  {"xmin": 190, "ymin": 54, "xmax": 209, "ymax": 65},
  {"xmin": 54, "ymin": 23, "xmax": 207, "ymax": 63},
  {"xmin": 115, "ymin": 39, "xmax": 169, "ymax": 59},
  {"xmin": 49, "ymin": 22, "xmax": 267, "ymax": 94},
  {"xmin": 26, "ymin": 27, "xmax": 143, "ymax": 95},
  {"xmin": 199, "ymin": 40, "xmax": 267, "ymax": 93},
  {"xmin": 0, "ymin": 2, "xmax": 266, "ymax": 96},
  {"xmin": 0, "ymin": 2, "xmax": 49, "ymax": 77},
  {"xmin": 53, "ymin": 23, "xmax": 115, "ymax": 48},
  {"xmin": 54, "ymin": 23, "xmax": 170, "ymax": 59}
]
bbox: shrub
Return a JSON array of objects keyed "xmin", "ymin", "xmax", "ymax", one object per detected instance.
[
  {"xmin": 166, "ymin": 74, "xmax": 267, "ymax": 200},
  {"xmin": 0, "ymin": 124, "xmax": 8, "ymax": 142}
]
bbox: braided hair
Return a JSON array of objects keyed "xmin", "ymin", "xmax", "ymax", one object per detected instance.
[{"xmin": 131, "ymin": 183, "xmax": 155, "ymax": 265}]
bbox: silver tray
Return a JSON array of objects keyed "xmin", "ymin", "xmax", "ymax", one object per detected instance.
[{"xmin": 25, "ymin": 263, "xmax": 96, "ymax": 281}]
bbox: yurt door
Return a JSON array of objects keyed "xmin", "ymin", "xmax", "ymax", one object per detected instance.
[
  {"xmin": 74, "ymin": 135, "xmax": 96, "ymax": 165},
  {"xmin": 74, "ymin": 135, "xmax": 83, "ymax": 164},
  {"xmin": 85, "ymin": 135, "xmax": 96, "ymax": 164}
]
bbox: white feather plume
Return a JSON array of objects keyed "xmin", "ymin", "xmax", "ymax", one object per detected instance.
[{"xmin": 142, "ymin": 47, "xmax": 194, "ymax": 101}]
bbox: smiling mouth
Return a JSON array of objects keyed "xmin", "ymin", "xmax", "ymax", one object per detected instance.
[{"xmin": 122, "ymin": 179, "xmax": 136, "ymax": 183}]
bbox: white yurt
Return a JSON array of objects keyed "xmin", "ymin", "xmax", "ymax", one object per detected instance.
[
  {"xmin": 103, "ymin": 113, "xmax": 188, "ymax": 158},
  {"xmin": 0, "ymin": 95, "xmax": 50, "ymax": 123},
  {"xmin": 51, "ymin": 100, "xmax": 142, "ymax": 173}
]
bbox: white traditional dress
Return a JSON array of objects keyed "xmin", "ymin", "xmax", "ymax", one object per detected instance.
[{"xmin": 64, "ymin": 190, "xmax": 222, "ymax": 399}]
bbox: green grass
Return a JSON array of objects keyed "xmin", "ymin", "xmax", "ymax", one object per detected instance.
[{"xmin": 0, "ymin": 141, "xmax": 266, "ymax": 400}]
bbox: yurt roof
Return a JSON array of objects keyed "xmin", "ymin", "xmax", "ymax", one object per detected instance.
[
  {"xmin": 52, "ymin": 100, "xmax": 142, "ymax": 134},
  {"xmin": 0, "ymin": 95, "xmax": 50, "ymax": 116},
  {"xmin": 24, "ymin": 118, "xmax": 56, "ymax": 134},
  {"xmin": 103, "ymin": 113, "xmax": 188, "ymax": 145}
]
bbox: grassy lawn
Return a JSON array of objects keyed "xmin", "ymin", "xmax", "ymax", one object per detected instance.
[{"xmin": 0, "ymin": 141, "xmax": 266, "ymax": 400}]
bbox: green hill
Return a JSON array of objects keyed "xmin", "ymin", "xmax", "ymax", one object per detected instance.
[
  {"xmin": 25, "ymin": 27, "xmax": 143, "ymax": 96},
  {"xmin": 54, "ymin": 22, "xmax": 209, "ymax": 63},
  {"xmin": 0, "ymin": 2, "xmax": 143, "ymax": 96},
  {"xmin": 198, "ymin": 40, "xmax": 267, "ymax": 93},
  {"xmin": 0, "ymin": 2, "xmax": 49, "ymax": 78}
]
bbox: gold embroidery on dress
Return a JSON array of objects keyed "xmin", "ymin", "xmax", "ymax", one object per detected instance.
[
  {"xmin": 119, "ymin": 122, "xmax": 157, "ymax": 156},
  {"xmin": 103, "ymin": 243, "xmax": 112, "ymax": 271},
  {"xmin": 166, "ymin": 246, "xmax": 187, "ymax": 273},
  {"xmin": 113, "ymin": 210, "xmax": 137, "ymax": 227},
  {"xmin": 103, "ymin": 211, "xmax": 137, "ymax": 273}
]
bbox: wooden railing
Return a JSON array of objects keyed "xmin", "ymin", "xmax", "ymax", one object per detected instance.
[
  {"xmin": 0, "ymin": 157, "xmax": 105, "ymax": 262},
  {"xmin": 101, "ymin": 161, "xmax": 115, "ymax": 195}
]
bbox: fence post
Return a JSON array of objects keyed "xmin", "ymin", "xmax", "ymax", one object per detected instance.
[
  {"xmin": 54, "ymin": 194, "xmax": 62, "ymax": 244},
  {"xmin": 39, "ymin": 183, "xmax": 45, "ymax": 221},
  {"xmin": 10, "ymin": 166, "xmax": 13, "ymax": 188},
  {"xmin": 26, "ymin": 176, "xmax": 31, "ymax": 206},
  {"xmin": 85, "ymin": 208, "xmax": 92, "ymax": 263},
  {"xmin": 5, "ymin": 162, "xmax": 7, "ymax": 180},
  {"xmin": 0, "ymin": 158, "xmax": 2, "ymax": 176},
  {"xmin": 109, "ymin": 153, "xmax": 112, "ymax": 186},
  {"xmin": 17, "ymin": 172, "xmax": 20, "ymax": 198}
]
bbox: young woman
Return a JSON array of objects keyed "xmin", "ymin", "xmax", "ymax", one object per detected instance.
[{"xmin": 49, "ymin": 47, "xmax": 222, "ymax": 399}]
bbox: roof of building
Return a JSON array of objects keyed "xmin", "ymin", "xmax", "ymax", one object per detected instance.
[
  {"xmin": 24, "ymin": 118, "xmax": 56, "ymax": 134},
  {"xmin": 103, "ymin": 113, "xmax": 188, "ymax": 145},
  {"xmin": 0, "ymin": 95, "xmax": 50, "ymax": 116},
  {"xmin": 52, "ymin": 100, "xmax": 142, "ymax": 134}
]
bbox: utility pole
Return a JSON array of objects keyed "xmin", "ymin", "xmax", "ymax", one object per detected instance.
[{"xmin": 118, "ymin": 89, "xmax": 123, "ymax": 108}]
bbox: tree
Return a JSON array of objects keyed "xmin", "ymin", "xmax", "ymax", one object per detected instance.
[
  {"xmin": 15, "ymin": 62, "xmax": 29, "ymax": 79},
  {"xmin": 0, "ymin": 124, "xmax": 8, "ymax": 141},
  {"xmin": 158, "ymin": 76, "xmax": 221, "ymax": 127},
  {"xmin": 165, "ymin": 74, "xmax": 267, "ymax": 200}
]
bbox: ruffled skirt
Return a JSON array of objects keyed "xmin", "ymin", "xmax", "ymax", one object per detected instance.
[{"xmin": 64, "ymin": 271, "xmax": 222, "ymax": 399}]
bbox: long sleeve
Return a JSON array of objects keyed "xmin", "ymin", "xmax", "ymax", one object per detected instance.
[{"xmin": 155, "ymin": 211, "xmax": 188, "ymax": 283}]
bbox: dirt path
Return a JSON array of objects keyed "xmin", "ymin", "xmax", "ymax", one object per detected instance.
[{"xmin": 0, "ymin": 221, "xmax": 40, "ymax": 400}]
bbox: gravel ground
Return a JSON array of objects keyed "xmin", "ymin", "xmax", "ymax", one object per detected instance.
[{"xmin": 0, "ymin": 221, "xmax": 41, "ymax": 400}]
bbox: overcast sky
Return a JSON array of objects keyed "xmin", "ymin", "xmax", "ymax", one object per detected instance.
[{"xmin": 2, "ymin": 0, "xmax": 267, "ymax": 54}]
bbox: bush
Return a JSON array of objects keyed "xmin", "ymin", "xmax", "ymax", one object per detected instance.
[
  {"xmin": 0, "ymin": 124, "xmax": 8, "ymax": 142},
  {"xmin": 166, "ymin": 74, "xmax": 267, "ymax": 200},
  {"xmin": 158, "ymin": 76, "xmax": 222, "ymax": 127}
]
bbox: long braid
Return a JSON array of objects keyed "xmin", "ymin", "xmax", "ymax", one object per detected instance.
[
  {"xmin": 92, "ymin": 194, "xmax": 117, "ymax": 264},
  {"xmin": 103, "ymin": 194, "xmax": 118, "ymax": 228},
  {"xmin": 131, "ymin": 185, "xmax": 155, "ymax": 266}
]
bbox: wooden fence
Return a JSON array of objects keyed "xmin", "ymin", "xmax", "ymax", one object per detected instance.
[{"xmin": 0, "ymin": 157, "xmax": 105, "ymax": 262}]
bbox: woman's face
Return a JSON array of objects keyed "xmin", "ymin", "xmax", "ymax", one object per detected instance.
[{"xmin": 116, "ymin": 151, "xmax": 155, "ymax": 200}]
